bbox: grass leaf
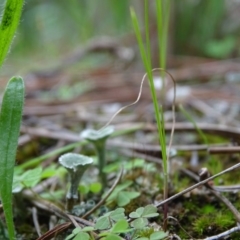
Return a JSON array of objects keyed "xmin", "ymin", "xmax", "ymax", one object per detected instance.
[
  {"xmin": 0, "ymin": 77, "xmax": 25, "ymax": 240},
  {"xmin": 0, "ymin": 0, "xmax": 24, "ymax": 68}
]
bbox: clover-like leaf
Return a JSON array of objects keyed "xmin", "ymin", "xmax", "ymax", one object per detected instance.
[
  {"xmin": 117, "ymin": 192, "xmax": 131, "ymax": 207},
  {"xmin": 131, "ymin": 217, "xmax": 148, "ymax": 229},
  {"xmin": 82, "ymin": 226, "xmax": 94, "ymax": 232},
  {"xmin": 150, "ymin": 231, "xmax": 168, "ymax": 240},
  {"xmin": 111, "ymin": 219, "xmax": 129, "ymax": 233},
  {"xmin": 95, "ymin": 215, "xmax": 111, "ymax": 230},
  {"xmin": 12, "ymin": 167, "xmax": 42, "ymax": 193},
  {"xmin": 21, "ymin": 167, "xmax": 42, "ymax": 188},
  {"xmin": 109, "ymin": 208, "xmax": 126, "ymax": 221},
  {"xmin": 129, "ymin": 206, "xmax": 144, "ymax": 219},
  {"xmin": 117, "ymin": 191, "xmax": 140, "ymax": 207},
  {"xmin": 106, "ymin": 180, "xmax": 133, "ymax": 201},
  {"xmin": 129, "ymin": 211, "xmax": 140, "ymax": 219},
  {"xmin": 73, "ymin": 231, "xmax": 90, "ymax": 240},
  {"xmin": 142, "ymin": 205, "xmax": 159, "ymax": 218},
  {"xmin": 105, "ymin": 234, "xmax": 122, "ymax": 240}
]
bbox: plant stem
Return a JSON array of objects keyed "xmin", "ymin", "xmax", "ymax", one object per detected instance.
[
  {"xmin": 95, "ymin": 142, "xmax": 107, "ymax": 188},
  {"xmin": 131, "ymin": 0, "xmax": 171, "ymax": 231},
  {"xmin": 67, "ymin": 170, "xmax": 83, "ymax": 200}
]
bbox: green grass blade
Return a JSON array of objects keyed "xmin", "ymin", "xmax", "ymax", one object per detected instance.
[
  {"xmin": 130, "ymin": 7, "xmax": 167, "ymax": 170},
  {"xmin": 144, "ymin": 0, "xmax": 151, "ymax": 63},
  {"xmin": 131, "ymin": 3, "xmax": 171, "ymax": 226},
  {"xmin": 156, "ymin": 0, "xmax": 171, "ymax": 100},
  {"xmin": 0, "ymin": 0, "xmax": 24, "ymax": 68},
  {"xmin": 0, "ymin": 77, "xmax": 25, "ymax": 240}
]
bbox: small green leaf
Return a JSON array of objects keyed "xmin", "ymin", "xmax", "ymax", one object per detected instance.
[
  {"xmin": 82, "ymin": 226, "xmax": 94, "ymax": 232},
  {"xmin": 12, "ymin": 167, "xmax": 42, "ymax": 192},
  {"xmin": 73, "ymin": 231, "xmax": 90, "ymax": 240},
  {"xmin": 21, "ymin": 167, "xmax": 42, "ymax": 187},
  {"xmin": 90, "ymin": 182, "xmax": 102, "ymax": 193},
  {"xmin": 79, "ymin": 184, "xmax": 90, "ymax": 194},
  {"xmin": 111, "ymin": 219, "xmax": 129, "ymax": 233},
  {"xmin": 41, "ymin": 165, "xmax": 57, "ymax": 178},
  {"xmin": 129, "ymin": 206, "xmax": 145, "ymax": 218},
  {"xmin": 106, "ymin": 180, "xmax": 133, "ymax": 201},
  {"xmin": 117, "ymin": 192, "xmax": 131, "ymax": 206},
  {"xmin": 103, "ymin": 162, "xmax": 120, "ymax": 173},
  {"xmin": 109, "ymin": 208, "xmax": 126, "ymax": 221},
  {"xmin": 124, "ymin": 158, "xmax": 146, "ymax": 170},
  {"xmin": 136, "ymin": 207, "xmax": 144, "ymax": 216},
  {"xmin": 150, "ymin": 231, "xmax": 168, "ymax": 240},
  {"xmin": 117, "ymin": 191, "xmax": 140, "ymax": 207},
  {"xmin": 12, "ymin": 177, "xmax": 23, "ymax": 193},
  {"xmin": 142, "ymin": 205, "xmax": 159, "ymax": 218},
  {"xmin": 131, "ymin": 218, "xmax": 148, "ymax": 229},
  {"xmin": 125, "ymin": 191, "xmax": 141, "ymax": 200},
  {"xmin": 65, "ymin": 233, "xmax": 75, "ymax": 240},
  {"xmin": 105, "ymin": 234, "xmax": 122, "ymax": 240},
  {"xmin": 129, "ymin": 211, "xmax": 140, "ymax": 219},
  {"xmin": 0, "ymin": 77, "xmax": 24, "ymax": 240},
  {"xmin": 72, "ymin": 227, "xmax": 82, "ymax": 234},
  {"xmin": 142, "ymin": 212, "xmax": 159, "ymax": 218},
  {"xmin": 95, "ymin": 216, "xmax": 111, "ymax": 230}
]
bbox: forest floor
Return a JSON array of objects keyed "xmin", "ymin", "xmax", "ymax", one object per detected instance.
[{"xmin": 1, "ymin": 39, "xmax": 240, "ymax": 240}]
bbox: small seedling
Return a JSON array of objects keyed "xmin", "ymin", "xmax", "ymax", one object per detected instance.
[
  {"xmin": 131, "ymin": 1, "xmax": 173, "ymax": 229},
  {"xmin": 94, "ymin": 206, "xmax": 167, "ymax": 240},
  {"xmin": 80, "ymin": 126, "xmax": 114, "ymax": 188},
  {"xmin": 129, "ymin": 205, "xmax": 159, "ymax": 229},
  {"xmin": 95, "ymin": 208, "xmax": 126, "ymax": 230},
  {"xmin": 59, "ymin": 153, "xmax": 93, "ymax": 211}
]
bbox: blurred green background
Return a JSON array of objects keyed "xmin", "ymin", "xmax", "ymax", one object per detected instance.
[{"xmin": 2, "ymin": 0, "xmax": 240, "ymax": 74}]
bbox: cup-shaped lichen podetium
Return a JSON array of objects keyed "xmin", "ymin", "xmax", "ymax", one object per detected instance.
[
  {"xmin": 59, "ymin": 153, "xmax": 93, "ymax": 211},
  {"xmin": 80, "ymin": 126, "xmax": 114, "ymax": 188}
]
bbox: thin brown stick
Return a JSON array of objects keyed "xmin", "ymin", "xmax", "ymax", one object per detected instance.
[
  {"xmin": 155, "ymin": 162, "xmax": 240, "ymax": 208},
  {"xmin": 82, "ymin": 167, "xmax": 123, "ymax": 218},
  {"xmin": 36, "ymin": 222, "xmax": 72, "ymax": 240},
  {"xmin": 208, "ymin": 146, "xmax": 240, "ymax": 154},
  {"xmin": 205, "ymin": 224, "xmax": 240, "ymax": 240},
  {"xmin": 32, "ymin": 207, "xmax": 41, "ymax": 237},
  {"xmin": 108, "ymin": 139, "xmax": 228, "ymax": 152},
  {"xmin": 25, "ymin": 195, "xmax": 94, "ymax": 227},
  {"xmin": 67, "ymin": 214, "xmax": 79, "ymax": 228}
]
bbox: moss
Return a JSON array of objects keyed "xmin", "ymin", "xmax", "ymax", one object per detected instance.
[
  {"xmin": 198, "ymin": 204, "xmax": 216, "ymax": 214},
  {"xmin": 193, "ymin": 215, "xmax": 213, "ymax": 235},
  {"xmin": 193, "ymin": 212, "xmax": 234, "ymax": 236},
  {"xmin": 214, "ymin": 212, "xmax": 235, "ymax": 230}
]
